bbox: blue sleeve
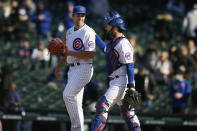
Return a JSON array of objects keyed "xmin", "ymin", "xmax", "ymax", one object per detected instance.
[
  {"xmin": 184, "ymin": 80, "xmax": 191, "ymax": 96},
  {"xmin": 31, "ymin": 13, "xmax": 38, "ymax": 22},
  {"xmin": 43, "ymin": 11, "xmax": 52, "ymax": 23},
  {"xmin": 126, "ymin": 63, "xmax": 134, "ymax": 84},
  {"xmin": 95, "ymin": 34, "xmax": 106, "ymax": 53}
]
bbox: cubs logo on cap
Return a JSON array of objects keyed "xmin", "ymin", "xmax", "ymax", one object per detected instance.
[
  {"xmin": 73, "ymin": 38, "xmax": 83, "ymax": 50},
  {"xmin": 125, "ymin": 52, "xmax": 131, "ymax": 60},
  {"xmin": 73, "ymin": 5, "xmax": 86, "ymax": 14},
  {"xmin": 88, "ymin": 41, "xmax": 95, "ymax": 49}
]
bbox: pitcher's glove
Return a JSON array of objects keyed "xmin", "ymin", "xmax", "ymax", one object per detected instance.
[
  {"xmin": 48, "ymin": 38, "xmax": 67, "ymax": 56},
  {"xmin": 122, "ymin": 84, "xmax": 141, "ymax": 110}
]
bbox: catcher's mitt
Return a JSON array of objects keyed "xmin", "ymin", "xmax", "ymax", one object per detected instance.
[
  {"xmin": 48, "ymin": 38, "xmax": 67, "ymax": 56},
  {"xmin": 122, "ymin": 85, "xmax": 141, "ymax": 110}
]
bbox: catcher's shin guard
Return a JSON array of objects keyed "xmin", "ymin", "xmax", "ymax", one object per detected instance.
[
  {"xmin": 91, "ymin": 96, "xmax": 109, "ymax": 131},
  {"xmin": 120, "ymin": 106, "xmax": 141, "ymax": 131}
]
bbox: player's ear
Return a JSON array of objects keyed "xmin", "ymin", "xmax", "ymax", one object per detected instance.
[
  {"xmin": 113, "ymin": 26, "xmax": 118, "ymax": 32},
  {"xmin": 116, "ymin": 26, "xmax": 123, "ymax": 33}
]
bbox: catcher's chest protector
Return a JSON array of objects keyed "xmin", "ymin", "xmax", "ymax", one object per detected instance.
[{"xmin": 105, "ymin": 37, "xmax": 124, "ymax": 75}]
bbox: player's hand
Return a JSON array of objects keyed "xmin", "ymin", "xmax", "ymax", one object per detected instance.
[
  {"xmin": 54, "ymin": 67, "xmax": 61, "ymax": 78},
  {"xmin": 174, "ymin": 92, "xmax": 183, "ymax": 99},
  {"xmin": 61, "ymin": 45, "xmax": 68, "ymax": 56}
]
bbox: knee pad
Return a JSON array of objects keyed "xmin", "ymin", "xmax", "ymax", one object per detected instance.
[
  {"xmin": 129, "ymin": 122, "xmax": 141, "ymax": 131},
  {"xmin": 120, "ymin": 106, "xmax": 140, "ymax": 131},
  {"xmin": 91, "ymin": 96, "xmax": 109, "ymax": 131},
  {"xmin": 96, "ymin": 96, "xmax": 110, "ymax": 116},
  {"xmin": 120, "ymin": 106, "xmax": 135, "ymax": 120}
]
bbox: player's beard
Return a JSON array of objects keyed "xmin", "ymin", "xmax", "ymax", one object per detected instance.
[{"xmin": 104, "ymin": 28, "xmax": 115, "ymax": 41}]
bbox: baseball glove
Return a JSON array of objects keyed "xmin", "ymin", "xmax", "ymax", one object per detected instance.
[
  {"xmin": 48, "ymin": 38, "xmax": 67, "ymax": 56},
  {"xmin": 122, "ymin": 84, "xmax": 141, "ymax": 110}
]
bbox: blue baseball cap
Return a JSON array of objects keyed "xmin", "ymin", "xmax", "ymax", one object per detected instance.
[
  {"xmin": 73, "ymin": 5, "xmax": 86, "ymax": 14},
  {"xmin": 109, "ymin": 17, "xmax": 126, "ymax": 30}
]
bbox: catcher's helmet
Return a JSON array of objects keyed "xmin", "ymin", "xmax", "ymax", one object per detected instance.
[
  {"xmin": 109, "ymin": 17, "xmax": 126, "ymax": 31},
  {"xmin": 103, "ymin": 11, "xmax": 121, "ymax": 23}
]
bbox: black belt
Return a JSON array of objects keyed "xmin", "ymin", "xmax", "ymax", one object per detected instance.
[
  {"xmin": 109, "ymin": 76, "xmax": 119, "ymax": 81},
  {"xmin": 69, "ymin": 63, "xmax": 92, "ymax": 67},
  {"xmin": 70, "ymin": 62, "xmax": 80, "ymax": 67}
]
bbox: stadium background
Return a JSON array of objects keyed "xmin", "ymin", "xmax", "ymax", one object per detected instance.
[{"xmin": 0, "ymin": 0, "xmax": 197, "ymax": 131}]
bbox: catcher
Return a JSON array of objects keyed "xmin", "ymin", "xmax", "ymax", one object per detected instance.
[{"xmin": 91, "ymin": 12, "xmax": 141, "ymax": 131}]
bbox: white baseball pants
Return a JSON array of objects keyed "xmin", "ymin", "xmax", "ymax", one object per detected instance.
[{"xmin": 63, "ymin": 64, "xmax": 93, "ymax": 131}]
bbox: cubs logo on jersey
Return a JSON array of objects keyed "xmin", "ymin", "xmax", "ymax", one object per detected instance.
[
  {"xmin": 125, "ymin": 52, "xmax": 131, "ymax": 60},
  {"xmin": 73, "ymin": 38, "xmax": 83, "ymax": 50},
  {"xmin": 88, "ymin": 41, "xmax": 95, "ymax": 49}
]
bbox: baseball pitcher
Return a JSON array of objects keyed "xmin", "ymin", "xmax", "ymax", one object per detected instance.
[{"xmin": 53, "ymin": 5, "xmax": 96, "ymax": 131}]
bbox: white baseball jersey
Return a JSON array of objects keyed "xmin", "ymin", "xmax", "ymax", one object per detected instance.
[
  {"xmin": 109, "ymin": 38, "xmax": 134, "ymax": 77},
  {"xmin": 66, "ymin": 24, "xmax": 96, "ymax": 64}
]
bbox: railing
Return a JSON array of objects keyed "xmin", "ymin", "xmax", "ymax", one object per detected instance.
[{"xmin": 1, "ymin": 113, "xmax": 197, "ymax": 131}]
